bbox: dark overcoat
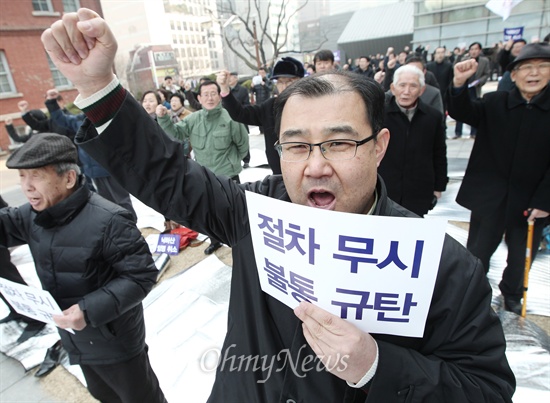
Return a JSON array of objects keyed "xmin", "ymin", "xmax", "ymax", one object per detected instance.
[
  {"xmin": 448, "ymin": 85, "xmax": 550, "ymax": 225},
  {"xmin": 379, "ymin": 96, "xmax": 448, "ymax": 216}
]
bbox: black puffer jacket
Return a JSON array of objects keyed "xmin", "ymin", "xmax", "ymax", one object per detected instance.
[{"xmin": 0, "ymin": 182, "xmax": 157, "ymax": 365}]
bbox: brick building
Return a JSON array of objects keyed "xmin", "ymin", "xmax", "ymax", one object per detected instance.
[
  {"xmin": 0, "ymin": 0, "xmax": 103, "ymax": 152},
  {"xmin": 127, "ymin": 44, "xmax": 180, "ymax": 100}
]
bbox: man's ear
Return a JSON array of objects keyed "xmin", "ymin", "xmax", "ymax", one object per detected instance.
[
  {"xmin": 375, "ymin": 128, "xmax": 390, "ymax": 167},
  {"xmin": 66, "ymin": 170, "xmax": 77, "ymax": 190},
  {"xmin": 390, "ymin": 83, "xmax": 396, "ymax": 96}
]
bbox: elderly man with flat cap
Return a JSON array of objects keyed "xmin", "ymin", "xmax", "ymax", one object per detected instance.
[
  {"xmin": 448, "ymin": 42, "xmax": 550, "ymax": 314},
  {"xmin": 0, "ymin": 133, "xmax": 166, "ymax": 402}
]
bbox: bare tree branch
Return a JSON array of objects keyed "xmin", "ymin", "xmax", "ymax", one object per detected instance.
[
  {"xmin": 214, "ymin": 0, "xmax": 309, "ymax": 69},
  {"xmin": 288, "ymin": 24, "xmax": 331, "ymax": 55}
]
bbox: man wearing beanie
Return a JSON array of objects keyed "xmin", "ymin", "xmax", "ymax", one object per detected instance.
[
  {"xmin": 0, "ymin": 133, "xmax": 166, "ymax": 402},
  {"xmin": 449, "ymin": 42, "xmax": 550, "ymax": 315}
]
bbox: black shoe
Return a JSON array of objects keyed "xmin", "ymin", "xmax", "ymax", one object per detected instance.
[
  {"xmin": 243, "ymin": 163, "xmax": 250, "ymax": 169},
  {"xmin": 35, "ymin": 341, "xmax": 64, "ymax": 377},
  {"xmin": 204, "ymin": 242, "xmax": 222, "ymax": 255},
  {"xmin": 0, "ymin": 311, "xmax": 23, "ymax": 324},
  {"xmin": 504, "ymin": 297, "xmax": 522, "ymax": 315},
  {"xmin": 16, "ymin": 321, "xmax": 46, "ymax": 344},
  {"xmin": 452, "ymin": 135, "xmax": 461, "ymax": 139}
]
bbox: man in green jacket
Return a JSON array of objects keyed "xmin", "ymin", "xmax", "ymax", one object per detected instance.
[{"xmin": 157, "ymin": 79, "xmax": 249, "ymax": 254}]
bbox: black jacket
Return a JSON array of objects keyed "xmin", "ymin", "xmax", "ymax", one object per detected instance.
[
  {"xmin": 448, "ymin": 84, "xmax": 550, "ymax": 223},
  {"xmin": 250, "ymin": 80, "xmax": 271, "ymax": 105},
  {"xmin": 22, "ymin": 103, "xmax": 76, "ymax": 140},
  {"xmin": 0, "ymin": 182, "xmax": 157, "ymax": 365},
  {"xmin": 379, "ymin": 96, "xmax": 448, "ymax": 216},
  {"xmin": 426, "ymin": 60, "xmax": 453, "ymax": 96},
  {"xmin": 76, "ymin": 93, "xmax": 514, "ymax": 402},
  {"xmin": 222, "ymin": 93, "xmax": 281, "ymax": 174}
]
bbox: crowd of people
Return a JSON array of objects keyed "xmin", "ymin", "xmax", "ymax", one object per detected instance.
[{"xmin": 1, "ymin": 6, "xmax": 549, "ymax": 402}]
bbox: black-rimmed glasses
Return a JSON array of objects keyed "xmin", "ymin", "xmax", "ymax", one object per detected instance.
[{"xmin": 274, "ymin": 133, "xmax": 378, "ymax": 162}]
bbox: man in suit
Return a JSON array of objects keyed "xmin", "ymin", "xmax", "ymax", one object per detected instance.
[
  {"xmin": 427, "ymin": 46, "xmax": 453, "ymax": 111},
  {"xmin": 452, "ymin": 42, "xmax": 490, "ymax": 138}
]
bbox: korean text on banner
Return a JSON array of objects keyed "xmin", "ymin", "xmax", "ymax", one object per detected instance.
[
  {"xmin": 0, "ymin": 278, "xmax": 74, "ymax": 333},
  {"xmin": 246, "ymin": 191, "xmax": 447, "ymax": 338}
]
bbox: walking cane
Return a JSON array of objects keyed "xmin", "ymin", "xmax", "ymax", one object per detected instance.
[{"xmin": 521, "ymin": 220, "xmax": 535, "ymax": 318}]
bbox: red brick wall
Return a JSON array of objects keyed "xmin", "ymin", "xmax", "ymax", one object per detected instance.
[{"xmin": 0, "ymin": 0, "xmax": 103, "ymax": 151}]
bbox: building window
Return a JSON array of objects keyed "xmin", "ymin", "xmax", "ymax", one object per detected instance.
[
  {"xmin": 0, "ymin": 51, "xmax": 17, "ymax": 95},
  {"xmin": 47, "ymin": 54, "xmax": 71, "ymax": 87},
  {"xmin": 32, "ymin": 0, "xmax": 53, "ymax": 12},
  {"xmin": 62, "ymin": 0, "xmax": 80, "ymax": 12}
]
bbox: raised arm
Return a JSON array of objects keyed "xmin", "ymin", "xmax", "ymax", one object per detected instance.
[
  {"xmin": 41, "ymin": 8, "xmax": 117, "ymax": 98},
  {"xmin": 447, "ymin": 60, "xmax": 484, "ymax": 128},
  {"xmin": 156, "ymin": 104, "xmax": 189, "ymax": 142},
  {"xmin": 217, "ymin": 70, "xmax": 265, "ymax": 127},
  {"xmin": 46, "ymin": 90, "xmax": 84, "ymax": 133},
  {"xmin": 453, "ymin": 59, "xmax": 478, "ymax": 88},
  {"xmin": 4, "ymin": 118, "xmax": 31, "ymax": 143}
]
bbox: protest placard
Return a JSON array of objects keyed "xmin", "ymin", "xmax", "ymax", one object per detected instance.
[
  {"xmin": 246, "ymin": 191, "xmax": 447, "ymax": 337},
  {"xmin": 0, "ymin": 278, "xmax": 73, "ymax": 333}
]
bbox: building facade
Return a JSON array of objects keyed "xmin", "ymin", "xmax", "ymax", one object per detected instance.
[
  {"xmin": 0, "ymin": 0, "xmax": 103, "ymax": 152},
  {"xmin": 102, "ymin": 0, "xmax": 224, "ymax": 95},
  {"xmin": 127, "ymin": 45, "xmax": 180, "ymax": 100},
  {"xmin": 412, "ymin": 0, "xmax": 549, "ymax": 51}
]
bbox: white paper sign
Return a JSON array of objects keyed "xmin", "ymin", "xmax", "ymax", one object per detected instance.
[
  {"xmin": 246, "ymin": 191, "xmax": 447, "ymax": 337},
  {"xmin": 0, "ymin": 278, "xmax": 74, "ymax": 333}
]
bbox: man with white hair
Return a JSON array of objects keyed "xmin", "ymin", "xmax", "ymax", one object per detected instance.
[{"xmin": 378, "ymin": 65, "xmax": 448, "ymax": 217}]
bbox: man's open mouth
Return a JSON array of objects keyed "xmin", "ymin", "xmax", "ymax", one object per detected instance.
[{"xmin": 309, "ymin": 191, "xmax": 335, "ymax": 208}]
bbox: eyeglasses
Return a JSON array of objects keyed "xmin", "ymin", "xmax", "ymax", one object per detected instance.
[
  {"xmin": 274, "ymin": 133, "xmax": 377, "ymax": 162},
  {"xmin": 514, "ymin": 62, "xmax": 550, "ymax": 73},
  {"xmin": 200, "ymin": 92, "xmax": 220, "ymax": 98}
]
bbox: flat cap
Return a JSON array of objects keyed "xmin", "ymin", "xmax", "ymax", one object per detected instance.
[{"xmin": 6, "ymin": 132, "xmax": 78, "ymax": 169}]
